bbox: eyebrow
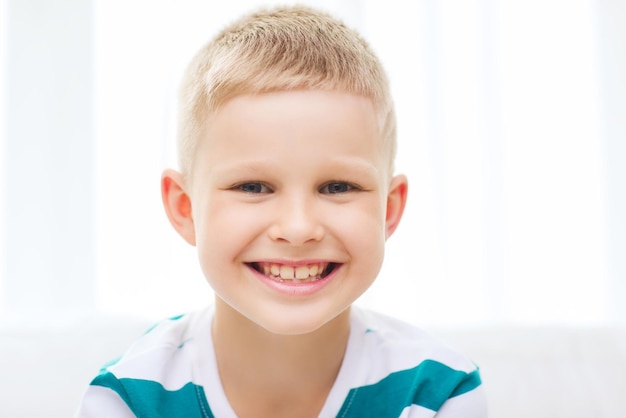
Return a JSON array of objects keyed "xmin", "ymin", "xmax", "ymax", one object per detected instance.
[{"xmin": 211, "ymin": 157, "xmax": 381, "ymax": 178}]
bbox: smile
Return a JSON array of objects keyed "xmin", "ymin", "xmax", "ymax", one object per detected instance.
[{"xmin": 248, "ymin": 262, "xmax": 338, "ymax": 282}]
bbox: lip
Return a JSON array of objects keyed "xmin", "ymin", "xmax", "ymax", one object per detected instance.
[{"xmin": 247, "ymin": 261, "xmax": 341, "ymax": 297}]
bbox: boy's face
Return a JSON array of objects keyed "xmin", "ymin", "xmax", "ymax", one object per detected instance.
[{"xmin": 164, "ymin": 90, "xmax": 407, "ymax": 335}]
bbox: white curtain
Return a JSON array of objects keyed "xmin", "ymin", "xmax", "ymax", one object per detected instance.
[{"xmin": 1, "ymin": 0, "xmax": 624, "ymax": 327}]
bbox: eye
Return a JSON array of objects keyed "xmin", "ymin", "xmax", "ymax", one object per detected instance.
[
  {"xmin": 320, "ymin": 181, "xmax": 356, "ymax": 194},
  {"xmin": 234, "ymin": 182, "xmax": 272, "ymax": 194}
]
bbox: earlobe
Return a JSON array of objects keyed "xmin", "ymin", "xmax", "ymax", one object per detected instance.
[
  {"xmin": 385, "ymin": 175, "xmax": 408, "ymax": 239},
  {"xmin": 161, "ymin": 169, "xmax": 196, "ymax": 246}
]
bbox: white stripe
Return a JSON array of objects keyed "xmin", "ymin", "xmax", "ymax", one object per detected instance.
[
  {"xmin": 351, "ymin": 307, "xmax": 478, "ymax": 386},
  {"xmin": 399, "ymin": 404, "xmax": 437, "ymax": 418},
  {"xmin": 105, "ymin": 311, "xmax": 204, "ymax": 391}
]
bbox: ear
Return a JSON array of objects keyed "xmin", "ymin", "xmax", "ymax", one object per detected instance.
[
  {"xmin": 161, "ymin": 169, "xmax": 196, "ymax": 246},
  {"xmin": 385, "ymin": 174, "xmax": 408, "ymax": 239}
]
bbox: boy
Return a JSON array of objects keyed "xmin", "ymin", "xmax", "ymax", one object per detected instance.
[{"xmin": 76, "ymin": 6, "xmax": 487, "ymax": 417}]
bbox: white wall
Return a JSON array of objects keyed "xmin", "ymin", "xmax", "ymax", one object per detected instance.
[
  {"xmin": 594, "ymin": 0, "xmax": 626, "ymax": 322},
  {"xmin": 1, "ymin": 0, "xmax": 624, "ymax": 326},
  {"xmin": 1, "ymin": 0, "xmax": 95, "ymax": 318}
]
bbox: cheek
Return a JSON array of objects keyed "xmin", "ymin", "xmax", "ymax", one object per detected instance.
[
  {"xmin": 194, "ymin": 201, "xmax": 261, "ymax": 266},
  {"xmin": 329, "ymin": 199, "xmax": 387, "ymax": 264},
  {"xmin": 336, "ymin": 212, "xmax": 386, "ymax": 301}
]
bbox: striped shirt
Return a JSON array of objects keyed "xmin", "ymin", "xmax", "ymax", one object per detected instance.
[{"xmin": 75, "ymin": 306, "xmax": 486, "ymax": 417}]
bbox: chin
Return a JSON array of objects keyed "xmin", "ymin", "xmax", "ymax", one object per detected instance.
[
  {"xmin": 255, "ymin": 316, "xmax": 331, "ymax": 336},
  {"xmin": 251, "ymin": 307, "xmax": 349, "ymax": 336}
]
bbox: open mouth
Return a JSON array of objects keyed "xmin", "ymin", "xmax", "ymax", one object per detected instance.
[{"xmin": 248, "ymin": 262, "xmax": 338, "ymax": 283}]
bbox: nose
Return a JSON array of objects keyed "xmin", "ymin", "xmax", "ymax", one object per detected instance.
[{"xmin": 267, "ymin": 193, "xmax": 325, "ymax": 245}]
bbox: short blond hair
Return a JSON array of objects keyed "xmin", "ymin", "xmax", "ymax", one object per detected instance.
[{"xmin": 177, "ymin": 5, "xmax": 396, "ymax": 176}]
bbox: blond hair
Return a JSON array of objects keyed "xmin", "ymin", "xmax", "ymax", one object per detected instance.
[{"xmin": 177, "ymin": 5, "xmax": 396, "ymax": 176}]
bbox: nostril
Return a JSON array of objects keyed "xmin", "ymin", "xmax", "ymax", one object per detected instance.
[{"xmin": 267, "ymin": 220, "xmax": 325, "ymax": 245}]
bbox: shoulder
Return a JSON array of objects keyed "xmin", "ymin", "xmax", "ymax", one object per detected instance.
[
  {"xmin": 339, "ymin": 307, "xmax": 485, "ymax": 417},
  {"xmin": 99, "ymin": 310, "xmax": 208, "ymax": 381},
  {"xmin": 351, "ymin": 307, "xmax": 478, "ymax": 374},
  {"xmin": 82, "ymin": 309, "xmax": 214, "ymax": 417}
]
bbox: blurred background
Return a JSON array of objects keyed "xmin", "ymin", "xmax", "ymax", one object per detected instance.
[{"xmin": 0, "ymin": 0, "xmax": 624, "ymax": 327}]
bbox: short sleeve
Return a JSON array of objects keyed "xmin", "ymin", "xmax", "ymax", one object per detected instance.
[
  {"xmin": 74, "ymin": 385, "xmax": 136, "ymax": 418},
  {"xmin": 430, "ymin": 384, "xmax": 488, "ymax": 418}
]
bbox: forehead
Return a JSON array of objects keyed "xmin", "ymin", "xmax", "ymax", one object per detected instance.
[{"xmin": 195, "ymin": 90, "xmax": 389, "ymax": 172}]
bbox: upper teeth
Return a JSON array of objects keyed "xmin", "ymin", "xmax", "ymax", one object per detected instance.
[{"xmin": 260, "ymin": 263, "xmax": 327, "ymax": 281}]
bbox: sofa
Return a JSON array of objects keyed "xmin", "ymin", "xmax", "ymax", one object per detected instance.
[{"xmin": 2, "ymin": 314, "xmax": 625, "ymax": 417}]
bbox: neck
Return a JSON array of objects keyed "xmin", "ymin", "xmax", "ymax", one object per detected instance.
[{"xmin": 212, "ymin": 298, "xmax": 351, "ymax": 417}]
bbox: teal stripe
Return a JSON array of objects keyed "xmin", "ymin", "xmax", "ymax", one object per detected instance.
[
  {"xmin": 451, "ymin": 367, "xmax": 481, "ymax": 398},
  {"xmin": 337, "ymin": 360, "xmax": 481, "ymax": 417},
  {"xmin": 91, "ymin": 372, "xmax": 214, "ymax": 418}
]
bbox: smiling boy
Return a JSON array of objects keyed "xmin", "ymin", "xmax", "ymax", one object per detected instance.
[{"xmin": 76, "ymin": 6, "xmax": 487, "ymax": 418}]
